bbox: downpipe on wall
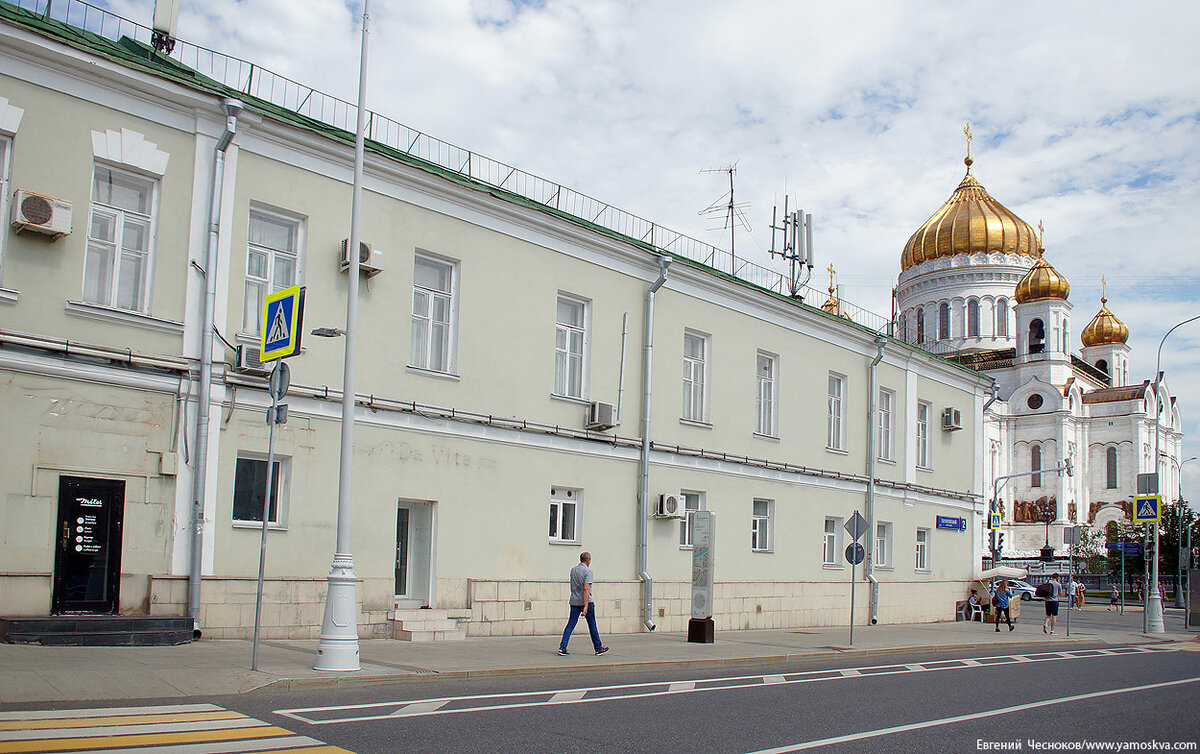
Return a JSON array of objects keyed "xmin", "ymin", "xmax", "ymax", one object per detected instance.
[
  {"xmin": 189, "ymin": 97, "xmax": 243, "ymax": 630},
  {"xmin": 638, "ymin": 256, "xmax": 671, "ymax": 632},
  {"xmin": 865, "ymin": 334, "xmax": 887, "ymax": 626}
]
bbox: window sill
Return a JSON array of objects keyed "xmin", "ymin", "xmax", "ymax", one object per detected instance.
[
  {"xmin": 680, "ymin": 418, "xmax": 713, "ymax": 429},
  {"xmin": 679, "ymin": 545, "xmax": 694, "ymax": 551},
  {"xmin": 826, "ymin": 447, "xmax": 849, "ymax": 456},
  {"xmin": 549, "ymin": 539, "xmax": 582, "ymax": 546},
  {"xmin": 877, "ymin": 457, "xmax": 897, "ymax": 466},
  {"xmin": 0, "ymin": 287, "xmax": 17, "ymax": 305},
  {"xmin": 822, "ymin": 563, "xmax": 844, "ymax": 570},
  {"xmin": 65, "ymin": 300, "xmax": 184, "ymax": 335},
  {"xmin": 232, "ymin": 521, "xmax": 287, "ymax": 532},
  {"xmin": 752, "ymin": 548, "xmax": 774, "ymax": 554},
  {"xmin": 753, "ymin": 432, "xmax": 780, "ymax": 442},
  {"xmin": 916, "ymin": 465, "xmax": 934, "ymax": 473},
  {"xmin": 550, "ymin": 393, "xmax": 590, "ymax": 406},
  {"xmin": 406, "ymin": 365, "xmax": 461, "ymax": 381},
  {"xmin": 876, "ymin": 565, "xmax": 894, "ymax": 572},
  {"xmin": 915, "ymin": 568, "xmax": 932, "ymax": 575}
]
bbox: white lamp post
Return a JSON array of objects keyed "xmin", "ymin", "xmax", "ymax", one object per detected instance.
[{"xmin": 314, "ymin": 0, "xmax": 370, "ymax": 671}]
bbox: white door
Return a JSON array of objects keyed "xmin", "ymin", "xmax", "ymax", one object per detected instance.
[{"xmin": 395, "ymin": 501, "xmax": 435, "ymax": 608}]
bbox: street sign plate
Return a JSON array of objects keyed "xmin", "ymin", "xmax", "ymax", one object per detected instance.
[
  {"xmin": 936, "ymin": 516, "xmax": 966, "ymax": 531},
  {"xmin": 1136, "ymin": 473, "xmax": 1157, "ymax": 495},
  {"xmin": 845, "ymin": 543, "xmax": 865, "ymax": 565},
  {"xmin": 1133, "ymin": 495, "xmax": 1161, "ymax": 524},
  {"xmin": 260, "ymin": 285, "xmax": 305, "ymax": 362},
  {"xmin": 1105, "ymin": 542, "xmax": 1142, "ymax": 556},
  {"xmin": 845, "ymin": 511, "xmax": 868, "ymax": 541}
]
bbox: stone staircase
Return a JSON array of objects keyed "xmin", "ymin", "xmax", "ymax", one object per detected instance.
[
  {"xmin": 0, "ymin": 616, "xmax": 194, "ymax": 646},
  {"xmin": 389, "ymin": 608, "xmax": 466, "ymax": 642}
]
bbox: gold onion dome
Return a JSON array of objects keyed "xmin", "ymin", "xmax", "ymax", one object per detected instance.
[
  {"xmin": 1014, "ymin": 250, "xmax": 1070, "ymax": 303},
  {"xmin": 901, "ymin": 160, "xmax": 1040, "ymax": 272},
  {"xmin": 1081, "ymin": 297, "xmax": 1128, "ymax": 346}
]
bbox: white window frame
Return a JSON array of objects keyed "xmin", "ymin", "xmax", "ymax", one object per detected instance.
[
  {"xmin": 232, "ymin": 452, "xmax": 291, "ymax": 529},
  {"xmin": 916, "ymin": 400, "xmax": 932, "ymax": 469},
  {"xmin": 752, "ymin": 499, "xmax": 773, "ymax": 552},
  {"xmin": 996, "ymin": 298, "xmax": 1009, "ymax": 337},
  {"xmin": 875, "ymin": 521, "xmax": 893, "ymax": 568},
  {"xmin": 549, "ymin": 486, "xmax": 581, "ymax": 544},
  {"xmin": 1031, "ymin": 444, "xmax": 1043, "ymax": 488},
  {"xmin": 0, "ymin": 135, "xmax": 11, "ymax": 286},
  {"xmin": 410, "ymin": 253, "xmax": 459, "ymax": 374},
  {"xmin": 915, "ymin": 527, "xmax": 930, "ymax": 571},
  {"xmin": 938, "ymin": 302, "xmax": 951, "ymax": 340},
  {"xmin": 242, "ymin": 205, "xmax": 304, "ymax": 337},
  {"xmin": 682, "ymin": 330, "xmax": 711, "ymax": 423},
  {"xmin": 554, "ymin": 293, "xmax": 590, "ymax": 399},
  {"xmin": 755, "ymin": 351, "xmax": 778, "ymax": 438},
  {"xmin": 967, "ymin": 298, "xmax": 980, "ymax": 337},
  {"xmin": 827, "ymin": 373, "xmax": 846, "ymax": 451},
  {"xmin": 823, "ymin": 516, "xmax": 843, "ymax": 566},
  {"xmin": 679, "ymin": 491, "xmax": 704, "ymax": 548},
  {"xmin": 878, "ymin": 388, "xmax": 895, "ymax": 461},
  {"xmin": 83, "ymin": 163, "xmax": 159, "ymax": 314}
]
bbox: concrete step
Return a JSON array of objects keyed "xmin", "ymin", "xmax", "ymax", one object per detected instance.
[
  {"xmin": 389, "ymin": 608, "xmax": 466, "ymax": 642},
  {"xmin": 394, "ymin": 627, "xmax": 467, "ymax": 642},
  {"xmin": 0, "ymin": 616, "xmax": 194, "ymax": 646}
]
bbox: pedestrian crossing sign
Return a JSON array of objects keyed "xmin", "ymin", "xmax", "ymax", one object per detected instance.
[
  {"xmin": 260, "ymin": 285, "xmax": 305, "ymax": 362},
  {"xmin": 1133, "ymin": 495, "xmax": 1160, "ymax": 524},
  {"xmin": 988, "ymin": 513, "xmax": 1002, "ymax": 530}
]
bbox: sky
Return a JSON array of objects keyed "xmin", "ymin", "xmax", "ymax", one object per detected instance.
[{"xmin": 108, "ymin": 0, "xmax": 1200, "ymax": 491}]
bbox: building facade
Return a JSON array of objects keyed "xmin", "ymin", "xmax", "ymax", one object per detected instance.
[{"xmin": 0, "ymin": 1, "xmax": 989, "ymax": 639}]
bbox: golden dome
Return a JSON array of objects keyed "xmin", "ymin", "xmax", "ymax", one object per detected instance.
[
  {"xmin": 1014, "ymin": 251, "xmax": 1070, "ymax": 303},
  {"xmin": 1081, "ymin": 297, "xmax": 1128, "ymax": 346},
  {"xmin": 901, "ymin": 162, "xmax": 1040, "ymax": 272}
]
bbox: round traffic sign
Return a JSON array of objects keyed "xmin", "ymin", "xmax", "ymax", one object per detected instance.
[
  {"xmin": 845, "ymin": 543, "xmax": 865, "ymax": 565},
  {"xmin": 268, "ymin": 361, "xmax": 291, "ymax": 400}
]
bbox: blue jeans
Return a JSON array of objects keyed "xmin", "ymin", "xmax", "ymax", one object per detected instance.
[{"xmin": 559, "ymin": 602, "xmax": 602, "ymax": 652}]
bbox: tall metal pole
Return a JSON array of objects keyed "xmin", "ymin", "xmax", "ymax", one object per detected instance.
[
  {"xmin": 1148, "ymin": 313, "xmax": 1200, "ymax": 634},
  {"xmin": 315, "ymin": 0, "xmax": 369, "ymax": 671},
  {"xmin": 1175, "ymin": 456, "xmax": 1196, "ymax": 609}
]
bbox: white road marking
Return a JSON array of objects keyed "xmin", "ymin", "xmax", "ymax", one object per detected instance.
[
  {"xmin": 0, "ymin": 717, "xmax": 266, "ymax": 741},
  {"xmin": 0, "ymin": 704, "xmax": 222, "ymax": 721},
  {"xmin": 275, "ymin": 644, "xmax": 1174, "ymax": 725},
  {"xmin": 72, "ymin": 736, "xmax": 328, "ymax": 754},
  {"xmin": 746, "ymin": 675, "xmax": 1200, "ymax": 753}
]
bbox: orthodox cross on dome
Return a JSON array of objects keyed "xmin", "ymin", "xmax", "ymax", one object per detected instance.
[
  {"xmin": 827, "ymin": 262, "xmax": 837, "ymax": 294},
  {"xmin": 1037, "ymin": 219, "xmax": 1045, "ymax": 254},
  {"xmin": 1101, "ymin": 274, "xmax": 1107, "ymax": 303},
  {"xmin": 963, "ymin": 122, "xmax": 974, "ymax": 172}
]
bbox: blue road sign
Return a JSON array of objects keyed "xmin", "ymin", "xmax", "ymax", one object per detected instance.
[
  {"xmin": 260, "ymin": 285, "xmax": 305, "ymax": 362},
  {"xmin": 1105, "ymin": 542, "xmax": 1143, "ymax": 556},
  {"xmin": 1133, "ymin": 495, "xmax": 1161, "ymax": 524},
  {"xmin": 937, "ymin": 516, "xmax": 966, "ymax": 531}
]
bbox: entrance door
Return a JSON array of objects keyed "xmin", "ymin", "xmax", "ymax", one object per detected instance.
[
  {"xmin": 395, "ymin": 501, "xmax": 434, "ymax": 609},
  {"xmin": 52, "ymin": 476, "xmax": 125, "ymax": 614}
]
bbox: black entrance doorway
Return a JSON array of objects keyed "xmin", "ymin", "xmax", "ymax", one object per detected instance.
[{"xmin": 52, "ymin": 476, "xmax": 125, "ymax": 614}]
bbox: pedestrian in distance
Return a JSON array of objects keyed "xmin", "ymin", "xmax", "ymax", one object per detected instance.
[
  {"xmin": 993, "ymin": 580, "xmax": 1014, "ymax": 632},
  {"xmin": 1074, "ymin": 580, "xmax": 1085, "ymax": 611},
  {"xmin": 1042, "ymin": 572, "xmax": 1062, "ymax": 635},
  {"xmin": 557, "ymin": 551, "xmax": 609, "ymax": 657},
  {"xmin": 1109, "ymin": 582, "xmax": 1118, "ymax": 611}
]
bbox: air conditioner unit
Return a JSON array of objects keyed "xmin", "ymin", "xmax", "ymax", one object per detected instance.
[
  {"xmin": 11, "ymin": 189, "xmax": 72, "ymax": 238},
  {"xmin": 585, "ymin": 401, "xmax": 616, "ymax": 431},
  {"xmin": 235, "ymin": 344, "xmax": 270, "ymax": 376},
  {"xmin": 942, "ymin": 406, "xmax": 963, "ymax": 431},
  {"xmin": 340, "ymin": 239, "xmax": 384, "ymax": 276},
  {"xmin": 654, "ymin": 493, "xmax": 685, "ymax": 519}
]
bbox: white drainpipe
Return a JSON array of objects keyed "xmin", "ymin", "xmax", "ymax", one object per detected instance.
[
  {"xmin": 188, "ymin": 98, "xmax": 243, "ymax": 628},
  {"xmin": 638, "ymin": 256, "xmax": 671, "ymax": 631},
  {"xmin": 865, "ymin": 334, "xmax": 887, "ymax": 625}
]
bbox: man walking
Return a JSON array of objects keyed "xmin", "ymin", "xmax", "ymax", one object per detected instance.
[
  {"xmin": 1043, "ymin": 572, "xmax": 1062, "ymax": 635},
  {"xmin": 558, "ymin": 552, "xmax": 609, "ymax": 656}
]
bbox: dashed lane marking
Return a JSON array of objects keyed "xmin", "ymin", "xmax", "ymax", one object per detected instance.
[{"xmin": 276, "ymin": 644, "xmax": 1181, "ymax": 725}]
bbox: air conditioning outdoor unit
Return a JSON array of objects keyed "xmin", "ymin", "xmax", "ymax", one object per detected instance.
[
  {"xmin": 340, "ymin": 239, "xmax": 384, "ymax": 276},
  {"xmin": 235, "ymin": 344, "xmax": 270, "ymax": 376},
  {"xmin": 11, "ymin": 189, "xmax": 72, "ymax": 238},
  {"xmin": 654, "ymin": 493, "xmax": 685, "ymax": 519},
  {"xmin": 942, "ymin": 406, "xmax": 963, "ymax": 431},
  {"xmin": 585, "ymin": 401, "xmax": 616, "ymax": 431}
]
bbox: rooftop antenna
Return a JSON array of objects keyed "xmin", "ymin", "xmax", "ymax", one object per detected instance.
[
  {"xmin": 768, "ymin": 195, "xmax": 814, "ymax": 298},
  {"xmin": 699, "ymin": 164, "xmax": 751, "ymax": 269}
]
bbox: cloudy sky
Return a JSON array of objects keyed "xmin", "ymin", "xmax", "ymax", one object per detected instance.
[{"xmin": 110, "ymin": 0, "xmax": 1200, "ymax": 488}]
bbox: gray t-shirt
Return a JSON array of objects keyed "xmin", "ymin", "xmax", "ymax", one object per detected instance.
[
  {"xmin": 1047, "ymin": 579, "xmax": 1062, "ymax": 603},
  {"xmin": 569, "ymin": 562, "xmax": 594, "ymax": 606}
]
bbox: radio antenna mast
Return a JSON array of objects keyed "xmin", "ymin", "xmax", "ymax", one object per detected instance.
[
  {"xmin": 768, "ymin": 196, "xmax": 814, "ymax": 298},
  {"xmin": 700, "ymin": 164, "xmax": 751, "ymax": 264}
]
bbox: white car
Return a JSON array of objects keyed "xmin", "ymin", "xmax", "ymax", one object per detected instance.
[{"xmin": 1004, "ymin": 579, "xmax": 1040, "ymax": 601}]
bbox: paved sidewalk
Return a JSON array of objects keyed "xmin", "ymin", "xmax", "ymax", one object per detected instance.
[{"xmin": 1, "ymin": 606, "xmax": 1194, "ymax": 703}]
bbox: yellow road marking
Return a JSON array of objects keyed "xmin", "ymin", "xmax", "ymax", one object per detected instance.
[
  {"xmin": 0, "ymin": 725, "xmax": 294, "ymax": 753},
  {"xmin": 0, "ymin": 710, "xmax": 245, "ymax": 731}
]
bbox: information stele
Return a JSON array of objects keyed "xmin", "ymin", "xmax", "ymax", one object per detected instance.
[{"xmin": 260, "ymin": 285, "xmax": 305, "ymax": 362}]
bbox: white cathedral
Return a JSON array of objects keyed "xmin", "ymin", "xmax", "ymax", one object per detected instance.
[{"xmin": 893, "ymin": 150, "xmax": 1184, "ymax": 558}]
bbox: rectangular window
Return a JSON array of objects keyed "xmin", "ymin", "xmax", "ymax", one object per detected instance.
[
  {"xmin": 878, "ymin": 388, "xmax": 894, "ymax": 461},
  {"xmin": 243, "ymin": 208, "xmax": 301, "ymax": 336},
  {"xmin": 875, "ymin": 521, "xmax": 893, "ymax": 567},
  {"xmin": 752, "ymin": 499, "xmax": 773, "ymax": 552},
  {"xmin": 0, "ymin": 136, "xmax": 10, "ymax": 283},
  {"xmin": 823, "ymin": 516, "xmax": 842, "ymax": 566},
  {"xmin": 915, "ymin": 528, "xmax": 929, "ymax": 571},
  {"xmin": 827, "ymin": 373, "xmax": 845, "ymax": 450},
  {"xmin": 755, "ymin": 351, "xmax": 778, "ymax": 437},
  {"xmin": 916, "ymin": 401, "xmax": 931, "ymax": 468},
  {"xmin": 549, "ymin": 487, "xmax": 581, "ymax": 543},
  {"xmin": 682, "ymin": 331, "xmax": 709, "ymax": 422},
  {"xmin": 1106, "ymin": 447, "xmax": 1118, "ymax": 489},
  {"xmin": 554, "ymin": 295, "xmax": 588, "ymax": 399},
  {"xmin": 84, "ymin": 164, "xmax": 157, "ymax": 312},
  {"xmin": 679, "ymin": 491, "xmax": 703, "ymax": 547},
  {"xmin": 232, "ymin": 454, "xmax": 289, "ymax": 526},
  {"xmin": 410, "ymin": 254, "xmax": 457, "ymax": 373}
]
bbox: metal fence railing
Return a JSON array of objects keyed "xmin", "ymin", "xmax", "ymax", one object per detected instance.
[{"xmin": 9, "ymin": 0, "xmax": 908, "ymax": 334}]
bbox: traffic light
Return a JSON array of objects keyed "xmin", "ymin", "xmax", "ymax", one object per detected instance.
[{"xmin": 997, "ymin": 533, "xmax": 1005, "ymax": 551}]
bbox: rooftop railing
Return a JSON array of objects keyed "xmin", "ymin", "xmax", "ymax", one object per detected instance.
[{"xmin": 10, "ymin": 0, "xmax": 905, "ymax": 336}]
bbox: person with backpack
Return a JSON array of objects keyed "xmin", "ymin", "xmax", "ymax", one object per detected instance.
[{"xmin": 1040, "ymin": 573, "xmax": 1062, "ymax": 635}]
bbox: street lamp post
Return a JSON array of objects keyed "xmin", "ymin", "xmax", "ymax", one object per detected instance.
[
  {"xmin": 1148, "ymin": 313, "xmax": 1200, "ymax": 634},
  {"xmin": 314, "ymin": 0, "xmax": 370, "ymax": 672},
  {"xmin": 1176, "ymin": 456, "xmax": 1197, "ymax": 609}
]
